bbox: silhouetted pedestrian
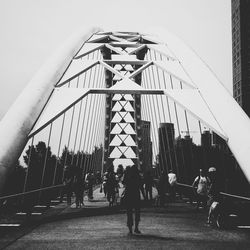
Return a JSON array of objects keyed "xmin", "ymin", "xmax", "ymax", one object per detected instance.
[
  {"xmin": 106, "ymin": 165, "xmax": 117, "ymax": 207},
  {"xmin": 144, "ymin": 170, "xmax": 154, "ymax": 201},
  {"xmin": 207, "ymin": 167, "xmax": 220, "ymax": 224},
  {"xmin": 139, "ymin": 170, "xmax": 146, "ymax": 200},
  {"xmin": 74, "ymin": 167, "xmax": 85, "ymax": 208},
  {"xmin": 60, "ymin": 165, "xmax": 74, "ymax": 205},
  {"xmin": 168, "ymin": 170, "xmax": 177, "ymax": 201},
  {"xmin": 157, "ymin": 171, "xmax": 170, "ymax": 207},
  {"xmin": 85, "ymin": 171, "xmax": 95, "ymax": 200},
  {"xmin": 192, "ymin": 169, "xmax": 210, "ymax": 210},
  {"xmin": 122, "ymin": 165, "xmax": 141, "ymax": 235},
  {"xmin": 102, "ymin": 171, "xmax": 108, "ymax": 197}
]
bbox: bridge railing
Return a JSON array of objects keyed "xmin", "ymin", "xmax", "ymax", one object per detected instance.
[
  {"xmin": 0, "ymin": 184, "xmax": 64, "ymax": 216},
  {"xmin": 0, "ymin": 184, "xmax": 64, "ymax": 201},
  {"xmin": 177, "ymin": 182, "xmax": 250, "ymax": 225},
  {"xmin": 177, "ymin": 182, "xmax": 250, "ymax": 201}
]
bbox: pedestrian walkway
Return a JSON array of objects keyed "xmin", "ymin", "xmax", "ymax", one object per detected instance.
[{"xmin": 1, "ymin": 187, "xmax": 250, "ymax": 250}]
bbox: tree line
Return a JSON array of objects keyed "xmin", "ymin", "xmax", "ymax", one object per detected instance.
[{"xmin": 2, "ymin": 141, "xmax": 103, "ymax": 198}]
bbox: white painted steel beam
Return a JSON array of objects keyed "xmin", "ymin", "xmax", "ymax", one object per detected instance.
[
  {"xmin": 103, "ymin": 59, "xmax": 148, "ymax": 65},
  {"xmin": 89, "ymin": 88, "xmax": 164, "ymax": 95},
  {"xmin": 105, "ymin": 44, "xmax": 127, "ymax": 55},
  {"xmin": 128, "ymin": 44, "xmax": 147, "ymax": 55},
  {"xmin": 109, "ymin": 43, "xmax": 141, "ymax": 48},
  {"xmin": 129, "ymin": 61, "xmax": 153, "ymax": 79},
  {"xmin": 99, "ymin": 61, "xmax": 124, "ymax": 79}
]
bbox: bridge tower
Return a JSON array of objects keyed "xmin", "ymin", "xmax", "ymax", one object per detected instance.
[{"xmin": 99, "ymin": 33, "xmax": 148, "ymax": 171}]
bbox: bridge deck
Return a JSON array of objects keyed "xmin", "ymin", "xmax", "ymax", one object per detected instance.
[{"xmin": 0, "ymin": 188, "xmax": 250, "ymax": 250}]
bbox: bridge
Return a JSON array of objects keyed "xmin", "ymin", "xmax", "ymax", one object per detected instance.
[{"xmin": 0, "ymin": 27, "xmax": 249, "ymax": 249}]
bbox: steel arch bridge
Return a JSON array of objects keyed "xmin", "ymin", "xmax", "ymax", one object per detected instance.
[{"xmin": 0, "ymin": 27, "xmax": 250, "ymax": 197}]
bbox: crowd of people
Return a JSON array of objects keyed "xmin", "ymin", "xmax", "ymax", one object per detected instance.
[
  {"xmin": 60, "ymin": 165, "xmax": 101, "ymax": 208},
  {"xmin": 60, "ymin": 163, "xmax": 220, "ymax": 233},
  {"xmin": 59, "ymin": 164, "xmax": 178, "ymax": 210}
]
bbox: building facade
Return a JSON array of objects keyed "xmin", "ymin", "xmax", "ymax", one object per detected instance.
[
  {"xmin": 232, "ymin": 0, "xmax": 250, "ymax": 116},
  {"xmin": 141, "ymin": 120, "xmax": 152, "ymax": 172},
  {"xmin": 158, "ymin": 123, "xmax": 176, "ymax": 174}
]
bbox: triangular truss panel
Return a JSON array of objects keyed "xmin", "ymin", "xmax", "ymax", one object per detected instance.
[
  {"xmin": 29, "ymin": 88, "xmax": 90, "ymax": 137},
  {"xmin": 58, "ymin": 60, "xmax": 99, "ymax": 86},
  {"xmin": 74, "ymin": 43, "xmax": 104, "ymax": 59},
  {"xmin": 163, "ymin": 89, "xmax": 226, "ymax": 140}
]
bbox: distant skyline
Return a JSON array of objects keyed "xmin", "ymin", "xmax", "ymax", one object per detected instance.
[{"xmin": 0, "ymin": 0, "xmax": 232, "ymax": 120}]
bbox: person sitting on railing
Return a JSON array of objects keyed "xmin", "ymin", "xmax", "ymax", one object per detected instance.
[{"xmin": 192, "ymin": 169, "xmax": 211, "ymax": 210}]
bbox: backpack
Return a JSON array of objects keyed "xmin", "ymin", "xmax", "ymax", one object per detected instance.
[
  {"xmin": 106, "ymin": 172, "xmax": 116, "ymax": 187},
  {"xmin": 196, "ymin": 176, "xmax": 209, "ymax": 195}
]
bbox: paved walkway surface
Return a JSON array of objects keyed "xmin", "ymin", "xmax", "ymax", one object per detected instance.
[{"xmin": 0, "ymin": 187, "xmax": 250, "ymax": 250}]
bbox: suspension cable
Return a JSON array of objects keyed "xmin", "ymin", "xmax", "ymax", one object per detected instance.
[
  {"xmin": 38, "ymin": 123, "xmax": 53, "ymax": 203},
  {"xmin": 91, "ymin": 64, "xmax": 105, "ymax": 172},
  {"xmin": 86, "ymin": 59, "xmax": 101, "ymax": 172},
  {"xmin": 143, "ymin": 61, "xmax": 163, "ymax": 172},
  {"xmin": 63, "ymin": 104, "xmax": 75, "ymax": 166},
  {"xmin": 142, "ymin": 70, "xmax": 159, "ymax": 171},
  {"xmin": 52, "ymin": 113, "xmax": 66, "ymax": 185},
  {"xmin": 22, "ymin": 136, "xmax": 35, "ymax": 193},
  {"xmin": 146, "ymin": 52, "xmax": 166, "ymax": 172},
  {"xmin": 153, "ymin": 50, "xmax": 174, "ymax": 173},
  {"xmin": 76, "ymin": 96, "xmax": 89, "ymax": 168},
  {"xmin": 81, "ymin": 53, "xmax": 96, "ymax": 174},
  {"xmin": 141, "ymin": 71, "xmax": 158, "ymax": 166},
  {"xmin": 85, "ymin": 54, "xmax": 100, "ymax": 173},
  {"xmin": 160, "ymin": 54, "xmax": 172, "ymax": 123}
]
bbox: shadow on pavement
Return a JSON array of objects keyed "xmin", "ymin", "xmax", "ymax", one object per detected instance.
[{"xmin": 131, "ymin": 233, "xmax": 175, "ymax": 241}]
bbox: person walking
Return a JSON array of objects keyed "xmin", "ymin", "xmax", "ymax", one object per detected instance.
[
  {"xmin": 60, "ymin": 165, "xmax": 74, "ymax": 205},
  {"xmin": 157, "ymin": 170, "xmax": 170, "ymax": 207},
  {"xmin": 85, "ymin": 171, "xmax": 95, "ymax": 200},
  {"xmin": 74, "ymin": 167, "xmax": 85, "ymax": 208},
  {"xmin": 106, "ymin": 165, "xmax": 117, "ymax": 207},
  {"xmin": 139, "ymin": 170, "xmax": 146, "ymax": 200},
  {"xmin": 168, "ymin": 170, "xmax": 177, "ymax": 201},
  {"xmin": 192, "ymin": 169, "xmax": 210, "ymax": 210},
  {"xmin": 144, "ymin": 170, "xmax": 154, "ymax": 201},
  {"xmin": 122, "ymin": 165, "xmax": 142, "ymax": 235},
  {"xmin": 207, "ymin": 167, "xmax": 220, "ymax": 224}
]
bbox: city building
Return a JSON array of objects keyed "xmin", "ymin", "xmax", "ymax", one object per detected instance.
[
  {"xmin": 158, "ymin": 123, "xmax": 176, "ymax": 173},
  {"xmin": 232, "ymin": 0, "xmax": 250, "ymax": 116},
  {"xmin": 141, "ymin": 120, "xmax": 152, "ymax": 172},
  {"xmin": 201, "ymin": 130, "xmax": 212, "ymax": 148}
]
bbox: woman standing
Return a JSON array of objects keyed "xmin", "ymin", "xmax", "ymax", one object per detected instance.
[{"xmin": 123, "ymin": 165, "xmax": 141, "ymax": 235}]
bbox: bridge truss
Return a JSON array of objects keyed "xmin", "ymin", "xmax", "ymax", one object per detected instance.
[{"xmin": 0, "ymin": 27, "xmax": 250, "ymax": 200}]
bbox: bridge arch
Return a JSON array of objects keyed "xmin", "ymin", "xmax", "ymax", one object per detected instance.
[{"xmin": 0, "ymin": 27, "xmax": 249, "ymax": 195}]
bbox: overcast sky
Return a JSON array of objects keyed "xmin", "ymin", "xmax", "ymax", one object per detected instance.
[{"xmin": 0, "ymin": 0, "xmax": 232, "ymax": 120}]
